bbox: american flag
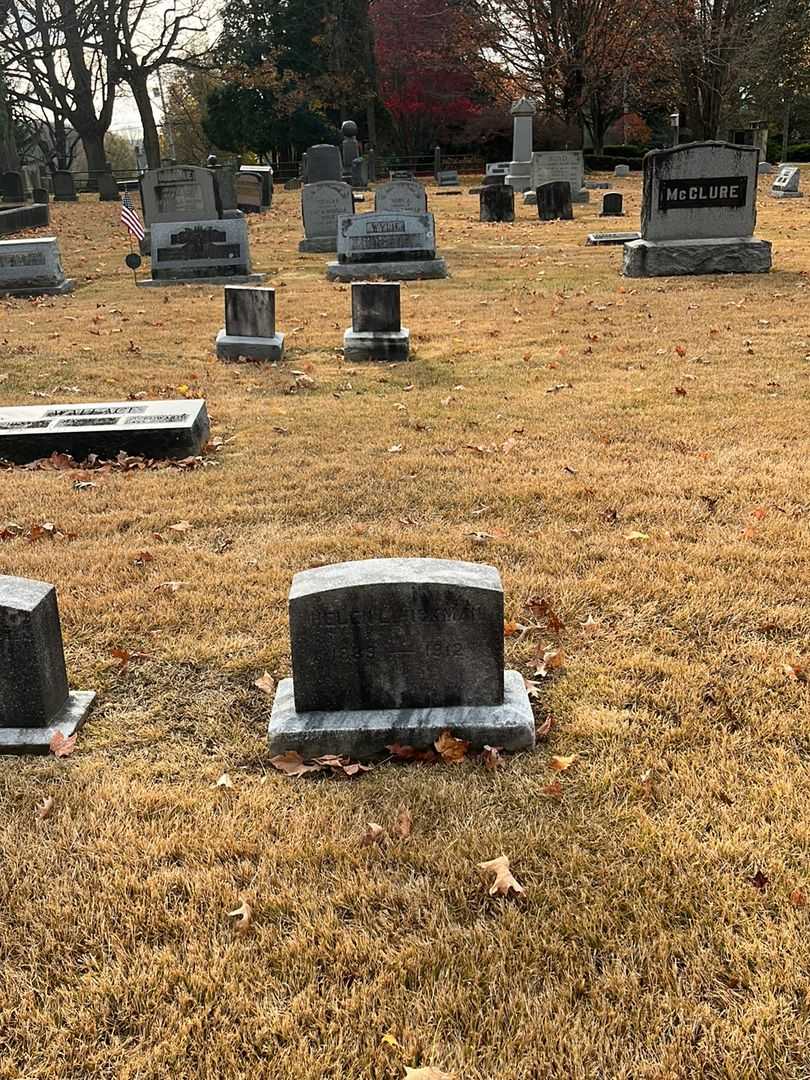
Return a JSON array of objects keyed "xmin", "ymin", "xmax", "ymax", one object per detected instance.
[{"xmin": 120, "ymin": 191, "xmax": 145, "ymax": 242}]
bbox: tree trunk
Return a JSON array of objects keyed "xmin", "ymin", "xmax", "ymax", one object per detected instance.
[
  {"xmin": 130, "ymin": 71, "xmax": 162, "ymax": 169},
  {"xmin": 81, "ymin": 129, "xmax": 108, "ymax": 189},
  {"xmin": 781, "ymin": 98, "xmax": 791, "ymax": 162},
  {"xmin": 0, "ymin": 80, "xmax": 19, "ymax": 172}
]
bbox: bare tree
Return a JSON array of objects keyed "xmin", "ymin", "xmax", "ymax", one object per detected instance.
[
  {"xmin": 1, "ymin": 0, "xmax": 117, "ymax": 179},
  {"xmin": 0, "ymin": 0, "xmax": 21, "ymax": 170},
  {"xmin": 100, "ymin": 0, "xmax": 210, "ymax": 168}
]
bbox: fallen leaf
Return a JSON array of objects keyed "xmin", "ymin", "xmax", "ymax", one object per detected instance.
[
  {"xmin": 434, "ymin": 729, "xmax": 470, "ymax": 764},
  {"xmin": 168, "ymin": 520, "xmax": 193, "ymax": 532},
  {"xmin": 526, "ymin": 597, "xmax": 565, "ymax": 634},
  {"xmin": 481, "ymin": 745, "xmax": 503, "ymax": 770},
  {"xmin": 675, "ymin": 344, "xmax": 686, "ymax": 357},
  {"xmin": 581, "ymin": 614, "xmax": 602, "ymax": 634},
  {"xmin": 386, "ymin": 742, "xmax": 439, "ymax": 763},
  {"xmin": 269, "ymin": 751, "xmax": 323, "ymax": 777},
  {"xmin": 227, "ymin": 898, "xmax": 253, "ymax": 934},
  {"xmin": 36, "ymin": 796, "xmax": 55, "ymax": 819},
  {"xmin": 404, "ymin": 1069, "xmax": 454, "ymax": 1080},
  {"xmin": 392, "ymin": 804, "xmax": 413, "ymax": 839},
  {"xmin": 541, "ymin": 779, "xmax": 563, "ymax": 798},
  {"xmin": 783, "ymin": 661, "xmax": 808, "ymax": 682},
  {"xmin": 674, "ymin": 386, "xmax": 688, "ymax": 396},
  {"xmin": 49, "ymin": 731, "xmax": 77, "ymax": 758},
  {"xmin": 381, "ymin": 1033, "xmax": 402, "ymax": 1051},
  {"xmin": 503, "ymin": 619, "xmax": 520, "ymax": 637},
  {"xmin": 549, "ymin": 753, "xmax": 577, "ymax": 771},
  {"xmin": 478, "ymin": 855, "xmax": 525, "ymax": 897},
  {"xmin": 535, "ymin": 646, "xmax": 565, "ymax": 677},
  {"xmin": 214, "ymin": 773, "xmax": 234, "ymax": 789},
  {"xmin": 254, "ymin": 671, "xmax": 276, "ymax": 695},
  {"xmin": 535, "ymin": 715, "xmax": 555, "ymax": 739},
  {"xmin": 625, "ymin": 531, "xmax": 650, "ymax": 542},
  {"xmin": 789, "ymin": 888, "xmax": 807, "ymax": 908},
  {"xmin": 154, "ymin": 580, "xmax": 188, "ymax": 593},
  {"xmin": 360, "ymin": 822, "xmax": 387, "ymax": 847},
  {"xmin": 751, "ymin": 869, "xmax": 769, "ymax": 890},
  {"xmin": 524, "ymin": 677, "xmax": 542, "ymax": 699}
]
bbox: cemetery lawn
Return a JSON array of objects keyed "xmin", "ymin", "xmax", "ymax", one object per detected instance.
[{"xmin": 2, "ymin": 176, "xmax": 810, "ymax": 1080}]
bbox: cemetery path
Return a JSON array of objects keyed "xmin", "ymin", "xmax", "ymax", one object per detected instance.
[{"xmin": 1, "ymin": 175, "xmax": 810, "ymax": 1079}]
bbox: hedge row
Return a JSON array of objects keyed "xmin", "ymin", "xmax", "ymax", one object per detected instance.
[{"xmin": 585, "ymin": 154, "xmax": 644, "ymax": 171}]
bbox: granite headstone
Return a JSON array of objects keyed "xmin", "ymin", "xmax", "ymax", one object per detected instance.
[
  {"xmin": 328, "ymin": 211, "xmax": 447, "ymax": 281},
  {"xmin": 300, "ymin": 181, "xmax": 354, "ymax": 252},
  {"xmin": 343, "ymin": 281, "xmax": 410, "ymax": 362},
  {"xmin": 480, "ymin": 185, "xmax": 515, "ymax": 222},
  {"xmin": 216, "ymin": 285, "xmax": 284, "ymax": 361},
  {"xmin": 374, "ymin": 181, "xmax": 428, "ymax": 214},
  {"xmin": 0, "ymin": 237, "xmax": 73, "ymax": 297}
]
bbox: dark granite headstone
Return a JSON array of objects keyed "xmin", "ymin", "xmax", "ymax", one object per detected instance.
[
  {"xmin": 0, "ymin": 399, "xmax": 210, "ymax": 463},
  {"xmin": 0, "ymin": 203, "xmax": 50, "ymax": 237},
  {"xmin": 0, "ymin": 576, "xmax": 95, "ymax": 753},
  {"xmin": 97, "ymin": 172, "xmax": 120, "ymax": 201},
  {"xmin": 216, "ymin": 287, "xmax": 284, "ymax": 361},
  {"xmin": 53, "ymin": 171, "xmax": 78, "ymax": 202},
  {"xmin": 2, "ymin": 171, "xmax": 24, "ymax": 202},
  {"xmin": 344, "ymin": 281, "xmax": 408, "ymax": 361},
  {"xmin": 600, "ymin": 192, "xmax": 623, "ymax": 216},
  {"xmin": 236, "ymin": 172, "xmax": 263, "ymax": 213},
  {"xmin": 212, "ymin": 166, "xmax": 237, "ymax": 212},
  {"xmin": 240, "ymin": 166, "xmax": 273, "ymax": 207},
  {"xmin": 33, "ymin": 187, "xmax": 49, "ymax": 205},
  {"xmin": 537, "ymin": 180, "xmax": 573, "ymax": 221},
  {"xmin": 480, "ymin": 185, "xmax": 515, "ymax": 222},
  {"xmin": 304, "ymin": 145, "xmax": 342, "ymax": 184},
  {"xmin": 267, "ymin": 558, "xmax": 535, "ymax": 759},
  {"xmin": 288, "ymin": 558, "xmax": 505, "ymax": 712}
]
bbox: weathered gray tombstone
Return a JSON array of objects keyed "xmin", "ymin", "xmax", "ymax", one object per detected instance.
[
  {"xmin": 586, "ymin": 231, "xmax": 640, "ymax": 246},
  {"xmin": 0, "ymin": 237, "xmax": 73, "ymax": 297},
  {"xmin": 1, "ymin": 171, "xmax": 24, "ymax": 203},
  {"xmin": 304, "ymin": 144, "xmax": 343, "ymax": 184},
  {"xmin": 141, "ymin": 219, "xmax": 261, "ymax": 286},
  {"xmin": 53, "ymin": 171, "xmax": 77, "ymax": 202},
  {"xmin": 600, "ymin": 192, "xmax": 623, "ymax": 216},
  {"xmin": 216, "ymin": 285, "xmax": 284, "ymax": 361},
  {"xmin": 241, "ymin": 165, "xmax": 273, "ymax": 207},
  {"xmin": 0, "ymin": 577, "xmax": 95, "ymax": 754},
  {"xmin": 623, "ymin": 141, "xmax": 772, "ymax": 277},
  {"xmin": 374, "ymin": 180, "xmax": 428, "ymax": 214},
  {"xmin": 537, "ymin": 181, "xmax": 573, "ymax": 221},
  {"xmin": 480, "ymin": 185, "xmax": 515, "ymax": 222},
  {"xmin": 758, "ymin": 161, "xmax": 774, "ymax": 175},
  {"xmin": 770, "ymin": 164, "xmax": 802, "ymax": 198},
  {"xmin": 389, "ymin": 169, "xmax": 416, "ymax": 181},
  {"xmin": 300, "ymin": 181, "xmax": 354, "ymax": 252},
  {"xmin": 343, "ymin": 281, "xmax": 410, "ymax": 362},
  {"xmin": 236, "ymin": 172, "xmax": 263, "ymax": 213},
  {"xmin": 327, "ymin": 211, "xmax": 448, "ymax": 281},
  {"xmin": 284, "ymin": 177, "xmax": 302, "ymax": 191},
  {"xmin": 0, "ymin": 399, "xmax": 210, "ymax": 463},
  {"xmin": 351, "ymin": 157, "xmax": 369, "ymax": 189},
  {"xmin": 341, "ymin": 121, "xmax": 361, "ymax": 177},
  {"xmin": 212, "ymin": 166, "xmax": 238, "ymax": 213},
  {"xmin": 614, "ymin": 164, "xmax": 631, "ymax": 178},
  {"xmin": 33, "ymin": 187, "xmax": 49, "ymax": 204},
  {"xmin": 97, "ymin": 172, "xmax": 120, "ymax": 201},
  {"xmin": 436, "ymin": 170, "xmax": 460, "ymax": 187},
  {"xmin": 506, "ymin": 98, "xmax": 536, "ymax": 192},
  {"xmin": 21, "ymin": 164, "xmax": 41, "ymax": 197},
  {"xmin": 525, "ymin": 151, "xmax": 589, "ymax": 204},
  {"xmin": 267, "ymin": 558, "xmax": 536, "ymax": 759},
  {"xmin": 140, "ymin": 165, "xmax": 218, "ymax": 228}
]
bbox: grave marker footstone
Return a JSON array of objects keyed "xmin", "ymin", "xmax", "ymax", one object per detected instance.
[
  {"xmin": 614, "ymin": 164, "xmax": 631, "ymax": 178},
  {"xmin": 53, "ymin": 171, "xmax": 78, "ymax": 201},
  {"xmin": 623, "ymin": 141, "xmax": 772, "ymax": 277},
  {"xmin": 770, "ymin": 164, "xmax": 802, "ymax": 198},
  {"xmin": 0, "ymin": 399, "xmax": 210, "ymax": 463},
  {"xmin": 480, "ymin": 185, "xmax": 515, "ymax": 222},
  {"xmin": 300, "ymin": 181, "xmax": 354, "ymax": 252},
  {"xmin": 141, "ymin": 218, "xmax": 260, "ymax": 285},
  {"xmin": 374, "ymin": 180, "xmax": 427, "ymax": 214},
  {"xmin": 267, "ymin": 557, "xmax": 535, "ymax": 759},
  {"xmin": 586, "ymin": 230, "xmax": 641, "ymax": 246},
  {"xmin": 0, "ymin": 577, "xmax": 95, "ymax": 754},
  {"xmin": 343, "ymin": 281, "xmax": 410, "ymax": 362},
  {"xmin": 0, "ymin": 237, "xmax": 72, "ymax": 297},
  {"xmin": 437, "ymin": 170, "xmax": 460, "ymax": 187},
  {"xmin": 327, "ymin": 211, "xmax": 448, "ymax": 281},
  {"xmin": 600, "ymin": 192, "xmax": 624, "ymax": 216},
  {"xmin": 216, "ymin": 285, "xmax": 284, "ymax": 361},
  {"xmin": 537, "ymin": 181, "xmax": 573, "ymax": 221}
]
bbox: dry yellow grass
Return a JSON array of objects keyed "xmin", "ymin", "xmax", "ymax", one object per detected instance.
[{"xmin": 1, "ymin": 175, "xmax": 810, "ymax": 1079}]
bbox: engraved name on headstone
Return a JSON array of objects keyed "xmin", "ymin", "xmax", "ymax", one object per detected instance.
[
  {"xmin": 374, "ymin": 180, "xmax": 428, "ymax": 214},
  {"xmin": 300, "ymin": 181, "xmax": 355, "ymax": 252}
]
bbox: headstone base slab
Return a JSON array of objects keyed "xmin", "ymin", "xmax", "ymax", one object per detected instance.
[
  {"xmin": 137, "ymin": 273, "xmax": 264, "ymax": 288},
  {"xmin": 587, "ymin": 232, "xmax": 641, "ymax": 246},
  {"xmin": 215, "ymin": 329, "xmax": 285, "ymax": 362},
  {"xmin": 299, "ymin": 238, "xmax": 338, "ymax": 253},
  {"xmin": 327, "ymin": 258, "xmax": 447, "ymax": 282},
  {"xmin": 770, "ymin": 190, "xmax": 803, "ymax": 198},
  {"xmin": 0, "ymin": 279, "xmax": 74, "ymax": 299},
  {"xmin": 0, "ymin": 690, "xmax": 95, "ymax": 755},
  {"xmin": 268, "ymin": 668, "xmax": 535, "ymax": 760},
  {"xmin": 623, "ymin": 237, "xmax": 772, "ymax": 277},
  {"xmin": 343, "ymin": 327, "xmax": 410, "ymax": 362}
]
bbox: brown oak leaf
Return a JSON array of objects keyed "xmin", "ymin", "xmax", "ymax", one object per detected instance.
[
  {"xmin": 478, "ymin": 855, "xmax": 525, "ymax": 897},
  {"xmin": 434, "ymin": 730, "xmax": 470, "ymax": 764},
  {"xmin": 50, "ymin": 731, "xmax": 77, "ymax": 758}
]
